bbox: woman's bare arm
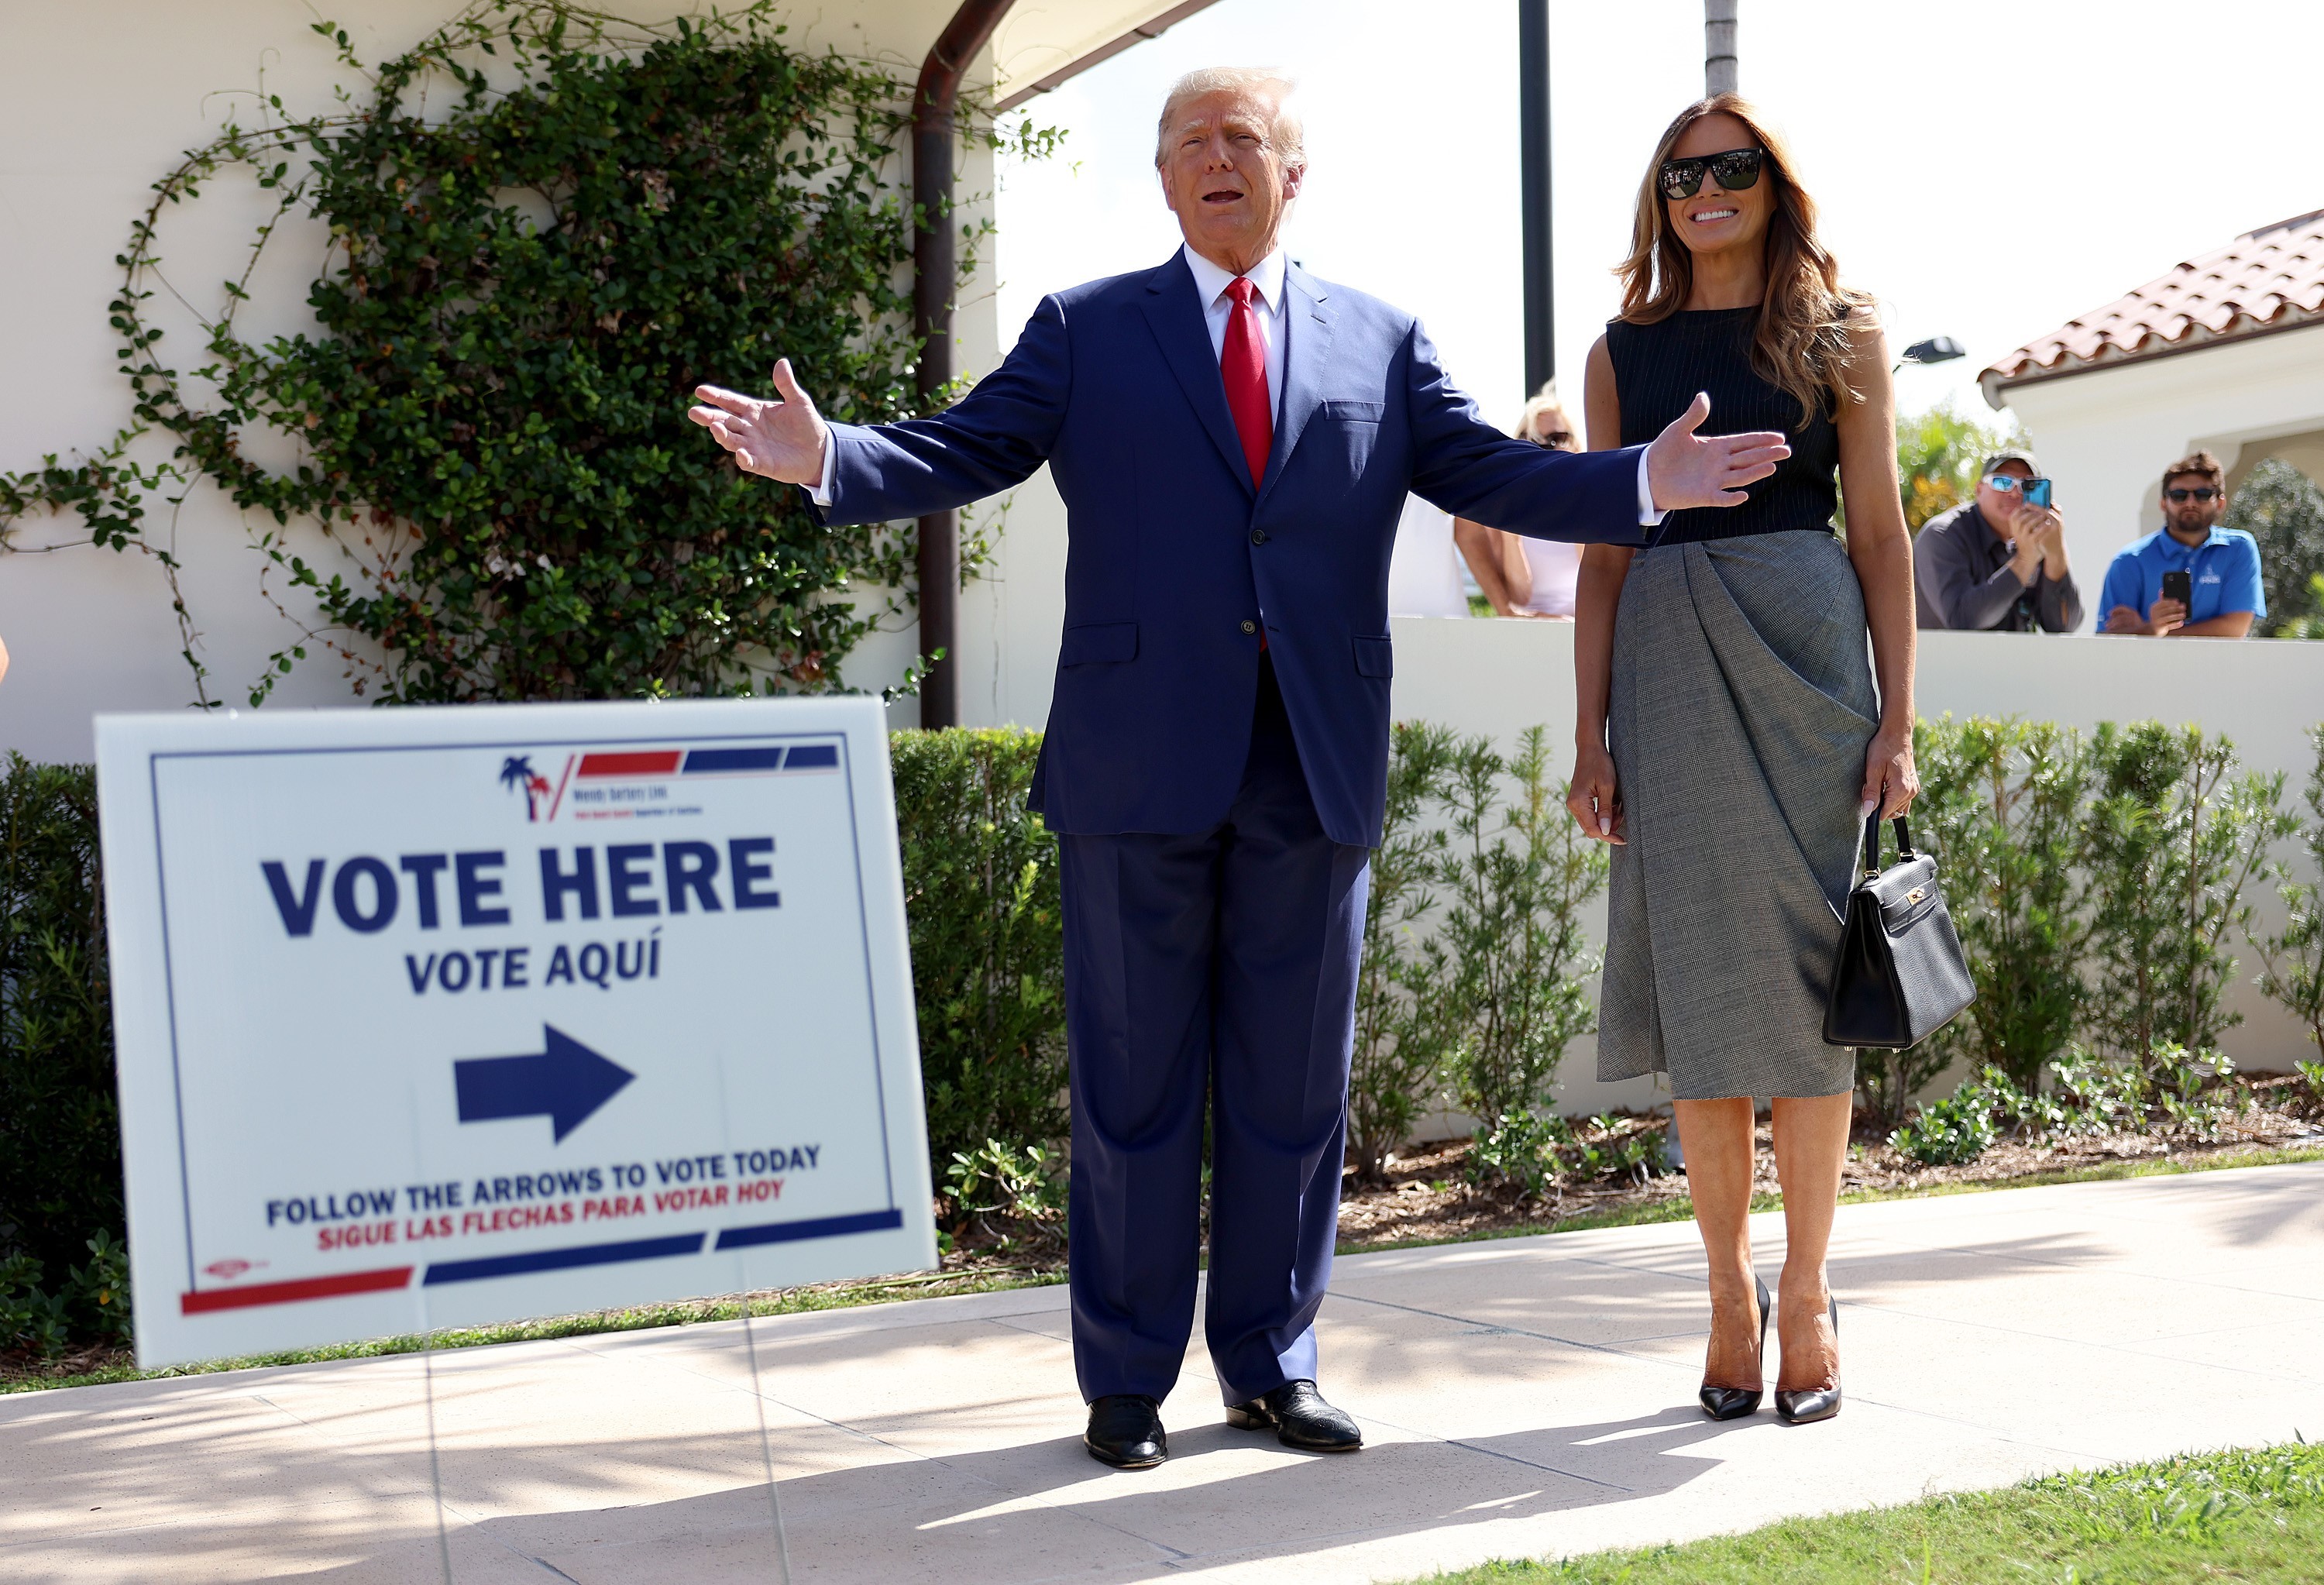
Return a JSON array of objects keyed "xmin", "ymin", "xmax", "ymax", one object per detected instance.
[
  {"xmin": 1452, "ymin": 517, "xmax": 1525, "ymax": 614},
  {"xmin": 1834, "ymin": 314, "xmax": 1920, "ymax": 819},
  {"xmin": 1567, "ymin": 334, "xmax": 1636, "ymax": 842}
]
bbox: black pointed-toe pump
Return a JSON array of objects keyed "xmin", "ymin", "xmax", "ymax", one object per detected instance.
[
  {"xmin": 1775, "ymin": 1294, "xmax": 1842, "ymax": 1425},
  {"xmin": 1698, "ymin": 1274, "xmax": 1772, "ymax": 1421}
]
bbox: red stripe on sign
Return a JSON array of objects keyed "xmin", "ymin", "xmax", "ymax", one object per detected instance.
[
  {"xmin": 576, "ymin": 751, "xmax": 682, "ymax": 778},
  {"xmin": 180, "ymin": 1267, "xmax": 413, "ymax": 1314}
]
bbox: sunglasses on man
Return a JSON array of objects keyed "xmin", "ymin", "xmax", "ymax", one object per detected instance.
[
  {"xmin": 1983, "ymin": 475, "xmax": 2050, "ymax": 494},
  {"xmin": 2165, "ymin": 487, "xmax": 2221, "ymax": 503},
  {"xmin": 1657, "ymin": 147, "xmax": 1765, "ymax": 201}
]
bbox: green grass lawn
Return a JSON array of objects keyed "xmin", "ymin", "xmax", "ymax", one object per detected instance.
[{"xmin": 1411, "ymin": 1440, "xmax": 2324, "ymax": 1584}]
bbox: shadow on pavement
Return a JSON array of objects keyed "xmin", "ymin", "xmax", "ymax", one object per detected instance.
[{"xmin": 284, "ymin": 1404, "xmax": 1739, "ymax": 1583}]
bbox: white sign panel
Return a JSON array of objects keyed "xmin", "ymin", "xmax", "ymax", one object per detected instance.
[{"xmin": 96, "ymin": 699, "xmax": 935, "ymax": 1367}]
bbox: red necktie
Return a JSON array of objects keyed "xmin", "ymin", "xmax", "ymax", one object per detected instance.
[{"xmin": 1222, "ymin": 277, "xmax": 1273, "ymax": 488}]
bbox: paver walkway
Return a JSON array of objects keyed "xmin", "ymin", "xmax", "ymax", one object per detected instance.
[{"xmin": 6, "ymin": 1161, "xmax": 2323, "ymax": 1583}]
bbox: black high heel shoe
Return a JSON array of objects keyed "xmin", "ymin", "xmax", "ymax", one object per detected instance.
[
  {"xmin": 1775, "ymin": 1294, "xmax": 1842, "ymax": 1425},
  {"xmin": 1698, "ymin": 1274, "xmax": 1772, "ymax": 1421}
]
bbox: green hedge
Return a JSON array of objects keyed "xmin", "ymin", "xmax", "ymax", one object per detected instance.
[
  {"xmin": 8, "ymin": 717, "xmax": 2322, "ymax": 1353},
  {"xmin": 1890, "ymin": 717, "xmax": 2308, "ymax": 1126},
  {"xmin": 0, "ymin": 756, "xmax": 127, "ymax": 1349},
  {"xmin": 889, "ymin": 729, "xmax": 1067, "ymax": 1181}
]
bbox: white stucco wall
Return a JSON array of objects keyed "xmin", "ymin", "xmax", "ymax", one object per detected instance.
[
  {"xmin": 1992, "ymin": 324, "xmax": 2324, "ymax": 615},
  {"xmin": 0, "ymin": 0, "xmax": 994, "ymax": 761}
]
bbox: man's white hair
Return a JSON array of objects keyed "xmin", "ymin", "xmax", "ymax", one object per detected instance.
[{"xmin": 1153, "ymin": 67, "xmax": 1305, "ymax": 172}]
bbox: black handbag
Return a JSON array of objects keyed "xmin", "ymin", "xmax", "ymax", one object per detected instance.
[{"xmin": 1821, "ymin": 813, "xmax": 1975, "ymax": 1050}]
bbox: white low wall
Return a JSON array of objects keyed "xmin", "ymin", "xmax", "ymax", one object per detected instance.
[{"xmin": 1388, "ymin": 617, "xmax": 2324, "ymax": 1124}]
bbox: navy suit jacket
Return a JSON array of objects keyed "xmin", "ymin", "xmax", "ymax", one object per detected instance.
[{"xmin": 819, "ymin": 252, "xmax": 1650, "ymax": 848}]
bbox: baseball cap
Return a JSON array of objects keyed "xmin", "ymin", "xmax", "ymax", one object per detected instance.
[{"xmin": 1981, "ymin": 448, "xmax": 2041, "ymax": 478}]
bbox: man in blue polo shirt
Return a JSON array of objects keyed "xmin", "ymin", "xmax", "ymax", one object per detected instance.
[{"xmin": 2099, "ymin": 451, "xmax": 2265, "ymax": 637}]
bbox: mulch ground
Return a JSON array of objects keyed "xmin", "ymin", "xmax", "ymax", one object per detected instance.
[{"xmin": 1334, "ymin": 1092, "xmax": 2322, "ymax": 1252}]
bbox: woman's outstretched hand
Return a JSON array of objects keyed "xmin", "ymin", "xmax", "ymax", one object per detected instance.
[
  {"xmin": 1568, "ymin": 741, "xmax": 1626, "ymax": 844},
  {"xmin": 1859, "ymin": 723, "xmax": 1918, "ymax": 823},
  {"xmin": 1644, "ymin": 391, "xmax": 1790, "ymax": 511},
  {"xmin": 688, "ymin": 359, "xmax": 829, "ymax": 485}
]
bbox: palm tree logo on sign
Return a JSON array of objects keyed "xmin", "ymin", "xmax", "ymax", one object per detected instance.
[{"xmin": 498, "ymin": 755, "xmax": 554, "ymax": 821}]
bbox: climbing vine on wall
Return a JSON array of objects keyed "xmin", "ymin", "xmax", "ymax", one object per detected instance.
[{"xmin": 1, "ymin": 2, "xmax": 1040, "ymax": 705}]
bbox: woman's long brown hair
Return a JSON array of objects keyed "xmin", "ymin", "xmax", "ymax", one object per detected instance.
[{"xmin": 1616, "ymin": 95, "xmax": 1872, "ymax": 430}]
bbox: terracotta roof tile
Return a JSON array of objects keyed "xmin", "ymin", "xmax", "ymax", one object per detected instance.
[{"xmin": 1982, "ymin": 208, "xmax": 2324, "ymax": 393}]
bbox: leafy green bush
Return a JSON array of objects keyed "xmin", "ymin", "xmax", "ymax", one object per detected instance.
[
  {"xmin": 2295, "ymin": 1059, "xmax": 2324, "ymax": 1116},
  {"xmin": 2084, "ymin": 723, "xmax": 2291, "ymax": 1071},
  {"xmin": 1435, "ymin": 727, "xmax": 1606, "ymax": 1127},
  {"xmin": 889, "ymin": 729, "xmax": 1067, "ymax": 1183},
  {"xmin": 1349, "ymin": 722, "xmax": 1459, "ymax": 1181},
  {"xmin": 1888, "ymin": 1083, "xmax": 2000, "ymax": 1166},
  {"xmin": 1463, "ymin": 1111, "xmax": 1573, "ymax": 1201},
  {"xmin": 1, "ymin": 755, "xmax": 125, "ymax": 1348},
  {"xmin": 1903, "ymin": 717, "xmax": 2093, "ymax": 1112},
  {"xmin": 2256, "ymin": 725, "xmax": 2324, "ymax": 1058},
  {"xmin": 942, "ymin": 1139, "xmax": 1065, "ymax": 1249},
  {"xmin": 2224, "ymin": 456, "xmax": 2324, "ymax": 638}
]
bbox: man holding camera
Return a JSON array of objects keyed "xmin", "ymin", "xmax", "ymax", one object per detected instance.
[
  {"xmin": 1913, "ymin": 449, "xmax": 2081, "ymax": 631},
  {"xmin": 2098, "ymin": 451, "xmax": 2264, "ymax": 637}
]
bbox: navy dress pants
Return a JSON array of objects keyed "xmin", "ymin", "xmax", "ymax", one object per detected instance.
[{"xmin": 1057, "ymin": 658, "xmax": 1371, "ymax": 1406}]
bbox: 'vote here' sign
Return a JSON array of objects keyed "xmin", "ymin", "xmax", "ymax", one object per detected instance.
[{"xmin": 97, "ymin": 699, "xmax": 935, "ymax": 1368}]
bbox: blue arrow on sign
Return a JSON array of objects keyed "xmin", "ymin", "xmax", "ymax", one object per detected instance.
[{"xmin": 454, "ymin": 1025, "xmax": 634, "ymax": 1143}]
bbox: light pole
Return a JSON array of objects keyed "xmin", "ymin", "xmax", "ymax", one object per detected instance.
[
  {"xmin": 1705, "ymin": 0, "xmax": 1738, "ymax": 97},
  {"xmin": 1519, "ymin": 0, "xmax": 1553, "ymax": 397}
]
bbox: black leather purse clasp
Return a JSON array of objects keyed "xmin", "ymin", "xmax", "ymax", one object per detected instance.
[{"xmin": 1821, "ymin": 813, "xmax": 1975, "ymax": 1050}]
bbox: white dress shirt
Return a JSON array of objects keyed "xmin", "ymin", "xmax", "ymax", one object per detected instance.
[
  {"xmin": 1180, "ymin": 243, "xmax": 1287, "ymax": 417},
  {"xmin": 815, "ymin": 242, "xmax": 1662, "ymax": 525}
]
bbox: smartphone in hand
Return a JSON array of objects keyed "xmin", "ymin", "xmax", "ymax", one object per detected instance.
[
  {"xmin": 2161, "ymin": 568, "xmax": 2193, "ymax": 607},
  {"xmin": 2023, "ymin": 478, "xmax": 2053, "ymax": 510}
]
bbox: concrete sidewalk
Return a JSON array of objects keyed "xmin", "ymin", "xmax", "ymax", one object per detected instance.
[{"xmin": 6, "ymin": 1162, "xmax": 2322, "ymax": 1583}]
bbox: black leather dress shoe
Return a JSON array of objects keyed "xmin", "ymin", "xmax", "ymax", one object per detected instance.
[
  {"xmin": 1225, "ymin": 1380, "xmax": 1363, "ymax": 1452},
  {"xmin": 1085, "ymin": 1394, "xmax": 1167, "ymax": 1469}
]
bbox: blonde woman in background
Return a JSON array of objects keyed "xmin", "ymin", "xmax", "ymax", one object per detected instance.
[{"xmin": 1459, "ymin": 387, "xmax": 1588, "ymax": 618}]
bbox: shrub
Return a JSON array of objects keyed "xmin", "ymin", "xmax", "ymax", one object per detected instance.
[
  {"xmin": 889, "ymin": 730, "xmax": 1067, "ymax": 1184},
  {"xmin": 1349, "ymin": 722, "xmax": 1459, "ymax": 1181},
  {"xmin": 2255, "ymin": 725, "xmax": 2324, "ymax": 1058},
  {"xmin": 0, "ymin": 755, "xmax": 125, "ymax": 1331},
  {"xmin": 1889, "ymin": 1081, "xmax": 1999, "ymax": 1166},
  {"xmin": 1906, "ymin": 717, "xmax": 2094, "ymax": 1103},
  {"xmin": 1464, "ymin": 1110, "xmax": 1573, "ymax": 1201},
  {"xmin": 1435, "ymin": 727, "xmax": 1606, "ymax": 1127},
  {"xmin": 942, "ymin": 1139, "xmax": 1065, "ymax": 1250},
  {"xmin": 2083, "ymin": 724, "xmax": 2291, "ymax": 1070},
  {"xmin": 2223, "ymin": 456, "xmax": 2324, "ymax": 638}
]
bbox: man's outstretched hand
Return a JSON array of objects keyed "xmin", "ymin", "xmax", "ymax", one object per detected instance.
[
  {"xmin": 1643, "ymin": 391, "xmax": 1790, "ymax": 512},
  {"xmin": 687, "ymin": 359, "xmax": 828, "ymax": 485}
]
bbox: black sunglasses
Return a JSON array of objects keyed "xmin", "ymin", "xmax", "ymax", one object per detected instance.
[
  {"xmin": 2165, "ymin": 487, "xmax": 2220, "ymax": 503},
  {"xmin": 1658, "ymin": 146, "xmax": 1765, "ymax": 201}
]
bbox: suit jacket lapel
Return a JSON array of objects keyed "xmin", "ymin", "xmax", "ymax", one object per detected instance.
[
  {"xmin": 1139, "ymin": 253, "xmax": 1252, "ymax": 493},
  {"xmin": 1258, "ymin": 264, "xmax": 1336, "ymax": 506}
]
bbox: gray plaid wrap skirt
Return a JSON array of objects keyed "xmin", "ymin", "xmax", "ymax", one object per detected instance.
[{"xmin": 1595, "ymin": 530, "xmax": 1879, "ymax": 1099}]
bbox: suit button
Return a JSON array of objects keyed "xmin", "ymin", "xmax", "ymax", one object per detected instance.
[
  {"xmin": 1250, "ymin": 528, "xmax": 1269, "ymax": 545},
  {"xmin": 1239, "ymin": 620, "xmax": 1257, "ymax": 635}
]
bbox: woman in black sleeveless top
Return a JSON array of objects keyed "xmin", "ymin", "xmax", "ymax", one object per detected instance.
[{"xmin": 1566, "ymin": 97, "xmax": 1919, "ymax": 1426}]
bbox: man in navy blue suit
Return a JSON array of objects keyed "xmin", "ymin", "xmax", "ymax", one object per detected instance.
[{"xmin": 691, "ymin": 67, "xmax": 1786, "ymax": 1470}]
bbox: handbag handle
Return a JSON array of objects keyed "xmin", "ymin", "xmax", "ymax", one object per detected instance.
[{"xmin": 1861, "ymin": 812, "xmax": 1916, "ymax": 877}]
